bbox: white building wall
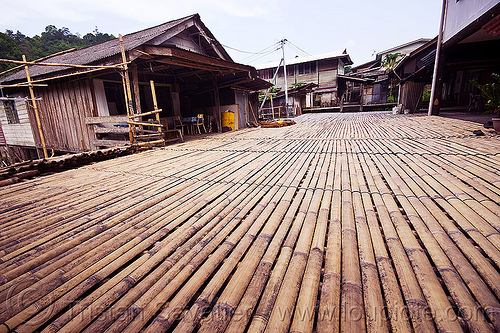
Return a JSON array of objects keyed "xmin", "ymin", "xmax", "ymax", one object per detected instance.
[
  {"xmin": 0, "ymin": 97, "xmax": 36, "ymax": 147},
  {"xmin": 443, "ymin": 0, "xmax": 498, "ymax": 43}
]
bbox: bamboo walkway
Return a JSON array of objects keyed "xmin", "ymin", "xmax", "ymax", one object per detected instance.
[{"xmin": 1, "ymin": 111, "xmax": 500, "ymax": 333}]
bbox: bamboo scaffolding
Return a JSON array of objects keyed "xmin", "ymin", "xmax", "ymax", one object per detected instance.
[{"xmin": 0, "ymin": 58, "xmax": 124, "ymax": 69}]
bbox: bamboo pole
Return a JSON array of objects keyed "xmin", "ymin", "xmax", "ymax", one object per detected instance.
[
  {"xmin": 194, "ymin": 150, "xmax": 315, "ymax": 333},
  {"xmin": 317, "ymin": 151, "xmax": 342, "ymax": 333},
  {"xmin": 0, "ymin": 58, "xmax": 124, "ymax": 69},
  {"xmin": 0, "ymin": 48, "xmax": 77, "ymax": 76},
  {"xmin": 1, "ymin": 112, "xmax": 500, "ymax": 332},
  {"xmin": 23, "ymin": 55, "xmax": 48, "ymax": 159},
  {"xmin": 119, "ymin": 35, "xmax": 135, "ymax": 144},
  {"xmin": 149, "ymin": 80, "xmax": 163, "ymax": 138}
]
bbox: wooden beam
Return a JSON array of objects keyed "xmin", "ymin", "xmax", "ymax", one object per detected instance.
[
  {"xmin": 93, "ymin": 127, "xmax": 130, "ymax": 134},
  {"xmin": 142, "ymin": 46, "xmax": 254, "ymax": 73},
  {"xmin": 193, "ymin": 21, "xmax": 226, "ymax": 60},
  {"xmin": 154, "ymin": 57, "xmax": 227, "ymax": 73},
  {"xmin": 85, "ymin": 116, "xmax": 128, "ymax": 124},
  {"xmin": 92, "ymin": 139, "xmax": 130, "ymax": 147},
  {"xmin": 147, "ymin": 17, "xmax": 196, "ymax": 46},
  {"xmin": 120, "ymin": 35, "xmax": 135, "ymax": 144}
]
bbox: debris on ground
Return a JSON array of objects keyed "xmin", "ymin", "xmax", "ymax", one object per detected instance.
[
  {"xmin": 473, "ymin": 129, "xmax": 485, "ymax": 136},
  {"xmin": 258, "ymin": 119, "xmax": 297, "ymax": 128}
]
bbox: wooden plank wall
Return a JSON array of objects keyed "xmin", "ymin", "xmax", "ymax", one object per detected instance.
[
  {"xmin": 34, "ymin": 79, "xmax": 97, "ymax": 152},
  {"xmin": 0, "ymin": 99, "xmax": 36, "ymax": 147},
  {"xmin": 400, "ymin": 81, "xmax": 425, "ymax": 113}
]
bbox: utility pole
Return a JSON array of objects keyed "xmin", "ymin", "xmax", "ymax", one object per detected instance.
[
  {"xmin": 428, "ymin": 0, "xmax": 447, "ymax": 116},
  {"xmin": 281, "ymin": 39, "xmax": 289, "ymax": 117}
]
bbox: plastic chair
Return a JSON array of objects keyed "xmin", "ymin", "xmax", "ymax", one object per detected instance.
[
  {"xmin": 195, "ymin": 114, "xmax": 207, "ymax": 134},
  {"xmin": 173, "ymin": 116, "xmax": 188, "ymax": 135}
]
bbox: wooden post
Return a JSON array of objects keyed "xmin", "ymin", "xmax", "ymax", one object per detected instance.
[
  {"xmin": 150, "ymin": 80, "xmax": 163, "ymax": 139},
  {"xmin": 119, "ymin": 35, "xmax": 135, "ymax": 143},
  {"xmin": 23, "ymin": 55, "xmax": 48, "ymax": 159},
  {"xmin": 340, "ymin": 93, "xmax": 345, "ymax": 113},
  {"xmin": 270, "ymin": 94, "xmax": 274, "ymax": 120},
  {"xmin": 213, "ymin": 77, "xmax": 221, "ymax": 133},
  {"xmin": 360, "ymin": 83, "xmax": 364, "ymax": 112},
  {"xmin": 131, "ymin": 64, "xmax": 142, "ymax": 115}
]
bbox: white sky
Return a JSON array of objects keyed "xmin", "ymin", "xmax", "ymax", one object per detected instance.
[{"xmin": 0, "ymin": 0, "xmax": 442, "ymax": 66}]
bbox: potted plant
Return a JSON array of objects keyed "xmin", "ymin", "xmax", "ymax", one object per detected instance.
[{"xmin": 471, "ymin": 73, "xmax": 500, "ymax": 132}]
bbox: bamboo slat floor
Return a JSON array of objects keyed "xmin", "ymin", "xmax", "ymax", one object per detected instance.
[{"xmin": 1, "ymin": 111, "xmax": 500, "ymax": 333}]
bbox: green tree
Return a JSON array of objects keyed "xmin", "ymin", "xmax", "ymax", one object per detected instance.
[
  {"xmin": 0, "ymin": 32, "xmax": 22, "ymax": 72},
  {"xmin": 381, "ymin": 52, "xmax": 404, "ymax": 102},
  {"xmin": 1, "ymin": 25, "xmax": 115, "ymax": 66},
  {"xmin": 83, "ymin": 27, "xmax": 115, "ymax": 45}
]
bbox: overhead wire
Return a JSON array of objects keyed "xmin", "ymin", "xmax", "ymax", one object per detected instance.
[
  {"xmin": 192, "ymin": 31, "xmax": 312, "ymax": 66},
  {"xmin": 286, "ymin": 40, "xmax": 311, "ymax": 57},
  {"xmin": 239, "ymin": 41, "xmax": 283, "ymax": 63},
  {"xmin": 241, "ymin": 47, "xmax": 281, "ymax": 65}
]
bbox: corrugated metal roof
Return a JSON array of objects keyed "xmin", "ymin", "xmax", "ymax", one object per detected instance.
[
  {"xmin": 256, "ymin": 49, "xmax": 351, "ymax": 70},
  {"xmin": 376, "ymin": 38, "xmax": 432, "ymax": 58}
]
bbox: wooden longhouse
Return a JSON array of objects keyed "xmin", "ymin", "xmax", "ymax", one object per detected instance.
[
  {"xmin": 0, "ymin": 14, "xmax": 271, "ymax": 161},
  {"xmin": 396, "ymin": 1, "xmax": 500, "ymax": 115},
  {"xmin": 339, "ymin": 39, "xmax": 431, "ymax": 112},
  {"xmin": 256, "ymin": 50, "xmax": 353, "ymax": 111}
]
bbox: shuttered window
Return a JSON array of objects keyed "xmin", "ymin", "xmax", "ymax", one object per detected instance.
[{"xmin": 4, "ymin": 100, "xmax": 19, "ymax": 124}]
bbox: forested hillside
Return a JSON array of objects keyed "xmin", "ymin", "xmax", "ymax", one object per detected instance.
[{"xmin": 0, "ymin": 25, "xmax": 114, "ymax": 72}]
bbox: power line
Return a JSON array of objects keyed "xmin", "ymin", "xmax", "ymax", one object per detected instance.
[
  {"xmin": 192, "ymin": 31, "xmax": 312, "ymax": 66},
  {"xmin": 197, "ymin": 31, "xmax": 281, "ymax": 58},
  {"xmin": 240, "ymin": 42, "xmax": 283, "ymax": 62},
  {"xmin": 241, "ymin": 47, "xmax": 281, "ymax": 64},
  {"xmin": 286, "ymin": 40, "xmax": 311, "ymax": 57}
]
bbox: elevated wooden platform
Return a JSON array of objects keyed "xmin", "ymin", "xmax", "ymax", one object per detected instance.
[{"xmin": 1, "ymin": 111, "xmax": 499, "ymax": 332}]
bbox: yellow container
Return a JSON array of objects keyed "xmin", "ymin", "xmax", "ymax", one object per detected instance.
[{"xmin": 221, "ymin": 110, "xmax": 235, "ymax": 131}]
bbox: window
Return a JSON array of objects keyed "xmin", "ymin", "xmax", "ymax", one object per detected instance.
[
  {"xmin": 4, "ymin": 100, "xmax": 19, "ymax": 124},
  {"xmin": 258, "ymin": 69, "xmax": 273, "ymax": 80},
  {"xmin": 277, "ymin": 67, "xmax": 284, "ymax": 78},
  {"xmin": 310, "ymin": 61, "xmax": 316, "ymax": 73},
  {"xmin": 297, "ymin": 62, "xmax": 316, "ymax": 75},
  {"xmin": 298, "ymin": 64, "xmax": 304, "ymax": 75}
]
